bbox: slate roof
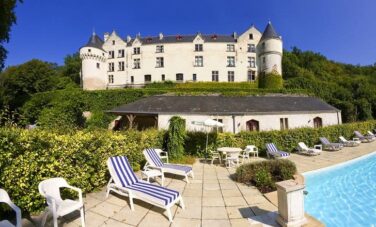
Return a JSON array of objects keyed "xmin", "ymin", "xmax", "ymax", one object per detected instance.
[
  {"xmin": 109, "ymin": 95, "xmax": 339, "ymax": 115},
  {"xmin": 83, "ymin": 33, "xmax": 105, "ymax": 51},
  {"xmin": 260, "ymin": 22, "xmax": 281, "ymax": 41},
  {"xmin": 127, "ymin": 34, "xmax": 237, "ymax": 46}
]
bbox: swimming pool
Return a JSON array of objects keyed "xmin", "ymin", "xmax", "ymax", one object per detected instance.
[{"xmin": 304, "ymin": 152, "xmax": 376, "ymax": 226}]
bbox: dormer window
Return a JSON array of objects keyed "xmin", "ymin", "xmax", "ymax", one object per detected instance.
[
  {"xmin": 211, "ymin": 34, "xmax": 218, "ymax": 40},
  {"xmin": 249, "ymin": 34, "xmax": 253, "ymax": 40},
  {"xmin": 195, "ymin": 44, "xmax": 203, "ymax": 52},
  {"xmin": 176, "ymin": 35, "xmax": 183, "ymax": 40},
  {"xmin": 146, "ymin": 37, "xmax": 153, "ymax": 43},
  {"xmin": 133, "ymin": 47, "xmax": 140, "ymax": 55}
]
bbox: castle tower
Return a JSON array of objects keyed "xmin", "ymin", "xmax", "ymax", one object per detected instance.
[
  {"xmin": 258, "ymin": 22, "xmax": 283, "ymax": 75},
  {"xmin": 79, "ymin": 32, "xmax": 107, "ymax": 90}
]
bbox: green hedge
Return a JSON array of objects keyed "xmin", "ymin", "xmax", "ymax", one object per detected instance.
[
  {"xmin": 0, "ymin": 127, "xmax": 163, "ymax": 214},
  {"xmin": 258, "ymin": 72, "xmax": 283, "ymax": 89},
  {"xmin": 235, "ymin": 159, "xmax": 297, "ymax": 193}
]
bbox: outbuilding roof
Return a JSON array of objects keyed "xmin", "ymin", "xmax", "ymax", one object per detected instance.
[{"xmin": 109, "ymin": 95, "xmax": 339, "ymax": 115}]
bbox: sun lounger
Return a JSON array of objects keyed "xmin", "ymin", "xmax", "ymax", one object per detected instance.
[
  {"xmin": 265, "ymin": 143, "xmax": 290, "ymax": 159},
  {"xmin": 106, "ymin": 156, "xmax": 184, "ymax": 222},
  {"xmin": 354, "ymin": 131, "xmax": 375, "ymax": 143},
  {"xmin": 297, "ymin": 142, "xmax": 321, "ymax": 155},
  {"xmin": 339, "ymin": 136, "xmax": 360, "ymax": 147},
  {"xmin": 319, "ymin": 137, "xmax": 343, "ymax": 151},
  {"xmin": 143, "ymin": 148, "xmax": 194, "ymax": 183},
  {"xmin": 0, "ymin": 189, "xmax": 21, "ymax": 227}
]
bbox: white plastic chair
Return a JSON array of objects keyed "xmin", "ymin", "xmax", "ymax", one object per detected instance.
[
  {"xmin": 241, "ymin": 145, "xmax": 259, "ymax": 163},
  {"xmin": 208, "ymin": 150, "xmax": 221, "ymax": 165},
  {"xmin": 154, "ymin": 148, "xmax": 169, "ymax": 163},
  {"xmin": 224, "ymin": 152, "xmax": 240, "ymax": 168},
  {"xmin": 0, "ymin": 189, "xmax": 21, "ymax": 227},
  {"xmin": 38, "ymin": 178, "xmax": 85, "ymax": 227}
]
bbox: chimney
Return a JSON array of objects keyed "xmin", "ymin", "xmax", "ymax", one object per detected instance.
[
  {"xmin": 126, "ymin": 35, "xmax": 131, "ymax": 42},
  {"xmin": 233, "ymin": 32, "xmax": 237, "ymax": 39},
  {"xmin": 159, "ymin": 32, "xmax": 163, "ymax": 40},
  {"xmin": 104, "ymin": 32, "xmax": 110, "ymax": 41}
]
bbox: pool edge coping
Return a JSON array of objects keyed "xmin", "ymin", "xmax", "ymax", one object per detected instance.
[{"xmin": 303, "ymin": 150, "xmax": 376, "ymax": 176}]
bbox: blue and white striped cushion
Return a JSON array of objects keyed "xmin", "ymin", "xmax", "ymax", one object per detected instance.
[
  {"xmin": 125, "ymin": 181, "xmax": 179, "ymax": 206},
  {"xmin": 354, "ymin": 131, "xmax": 364, "ymax": 139},
  {"xmin": 163, "ymin": 164, "xmax": 192, "ymax": 173},
  {"xmin": 266, "ymin": 143, "xmax": 289, "ymax": 157},
  {"xmin": 320, "ymin": 137, "xmax": 330, "ymax": 145},
  {"xmin": 109, "ymin": 156, "xmax": 180, "ymax": 206},
  {"xmin": 110, "ymin": 156, "xmax": 138, "ymax": 186},
  {"xmin": 146, "ymin": 148, "xmax": 164, "ymax": 167}
]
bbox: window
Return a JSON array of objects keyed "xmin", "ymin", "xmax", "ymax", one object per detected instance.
[
  {"xmin": 156, "ymin": 57, "xmax": 164, "ymax": 68},
  {"xmin": 193, "ymin": 74, "xmax": 197, "ymax": 81},
  {"xmin": 249, "ymin": 33, "xmax": 253, "ymax": 40},
  {"xmin": 280, "ymin": 118, "xmax": 289, "ymax": 130},
  {"xmin": 161, "ymin": 74, "xmax": 165, "ymax": 81},
  {"xmin": 112, "ymin": 40, "xmax": 116, "ymax": 45},
  {"xmin": 133, "ymin": 47, "xmax": 140, "ymax": 55},
  {"xmin": 108, "ymin": 75, "xmax": 114, "ymax": 84},
  {"xmin": 96, "ymin": 63, "xmax": 100, "ymax": 69},
  {"xmin": 227, "ymin": 56, "xmax": 235, "ymax": 67},
  {"xmin": 130, "ymin": 76, "xmax": 134, "ymax": 84},
  {"xmin": 228, "ymin": 71, "xmax": 235, "ymax": 82},
  {"xmin": 194, "ymin": 56, "xmax": 203, "ymax": 67},
  {"xmin": 248, "ymin": 70, "xmax": 256, "ymax": 82},
  {"xmin": 248, "ymin": 57, "xmax": 256, "ymax": 68},
  {"xmin": 108, "ymin": 62, "xmax": 114, "ymax": 72},
  {"xmin": 134, "ymin": 59, "xmax": 140, "ymax": 69},
  {"xmin": 247, "ymin": 44, "xmax": 256, "ymax": 52},
  {"xmin": 195, "ymin": 44, "xmax": 203, "ymax": 51},
  {"xmin": 176, "ymin": 73, "xmax": 184, "ymax": 82},
  {"xmin": 144, "ymin": 74, "xmax": 151, "ymax": 83},
  {"xmin": 212, "ymin": 71, "xmax": 219, "ymax": 82},
  {"xmin": 227, "ymin": 44, "xmax": 235, "ymax": 52},
  {"xmin": 118, "ymin": 49, "xmax": 125, "ymax": 58},
  {"xmin": 118, "ymin": 61, "xmax": 125, "ymax": 71},
  {"xmin": 156, "ymin": 45, "xmax": 164, "ymax": 53},
  {"xmin": 109, "ymin": 51, "xmax": 115, "ymax": 59},
  {"xmin": 88, "ymin": 49, "xmax": 91, "ymax": 52},
  {"xmin": 263, "ymin": 57, "xmax": 266, "ymax": 64},
  {"xmin": 246, "ymin": 119, "xmax": 259, "ymax": 131},
  {"xmin": 262, "ymin": 42, "xmax": 265, "ymax": 49}
]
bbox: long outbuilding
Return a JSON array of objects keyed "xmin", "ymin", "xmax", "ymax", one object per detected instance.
[{"xmin": 109, "ymin": 95, "xmax": 342, "ymax": 132}]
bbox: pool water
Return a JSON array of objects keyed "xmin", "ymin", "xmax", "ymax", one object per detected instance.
[{"xmin": 304, "ymin": 152, "xmax": 376, "ymax": 226}]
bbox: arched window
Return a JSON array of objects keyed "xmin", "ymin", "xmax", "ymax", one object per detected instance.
[
  {"xmin": 246, "ymin": 119, "xmax": 259, "ymax": 131},
  {"xmin": 313, "ymin": 117, "xmax": 322, "ymax": 128}
]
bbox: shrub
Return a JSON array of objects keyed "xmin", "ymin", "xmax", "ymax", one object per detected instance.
[
  {"xmin": 167, "ymin": 116, "xmax": 186, "ymax": 160},
  {"xmin": 235, "ymin": 159, "xmax": 297, "ymax": 193},
  {"xmin": 258, "ymin": 72, "xmax": 283, "ymax": 89},
  {"xmin": 0, "ymin": 127, "xmax": 163, "ymax": 215}
]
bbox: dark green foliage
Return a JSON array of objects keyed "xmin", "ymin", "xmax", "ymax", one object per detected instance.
[
  {"xmin": 0, "ymin": 0, "xmax": 22, "ymax": 70},
  {"xmin": 283, "ymin": 47, "xmax": 376, "ymax": 122},
  {"xmin": 235, "ymin": 159, "xmax": 297, "ymax": 193},
  {"xmin": 258, "ymin": 72, "xmax": 283, "ymax": 89},
  {"xmin": 60, "ymin": 53, "xmax": 81, "ymax": 84},
  {"xmin": 167, "ymin": 116, "xmax": 186, "ymax": 159},
  {"xmin": 0, "ymin": 59, "xmax": 77, "ymax": 110}
]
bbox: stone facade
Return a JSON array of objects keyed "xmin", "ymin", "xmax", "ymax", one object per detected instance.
[{"xmin": 79, "ymin": 22, "xmax": 283, "ymax": 90}]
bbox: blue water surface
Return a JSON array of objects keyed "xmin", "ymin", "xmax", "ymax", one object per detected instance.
[{"xmin": 304, "ymin": 152, "xmax": 376, "ymax": 227}]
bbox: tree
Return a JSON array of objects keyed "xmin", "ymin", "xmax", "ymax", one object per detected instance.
[
  {"xmin": 0, "ymin": 59, "xmax": 76, "ymax": 110},
  {"xmin": 0, "ymin": 0, "xmax": 22, "ymax": 70},
  {"xmin": 61, "ymin": 53, "xmax": 81, "ymax": 85}
]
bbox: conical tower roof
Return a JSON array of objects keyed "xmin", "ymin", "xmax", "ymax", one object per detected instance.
[
  {"xmin": 84, "ymin": 32, "xmax": 104, "ymax": 51},
  {"xmin": 260, "ymin": 22, "xmax": 281, "ymax": 41}
]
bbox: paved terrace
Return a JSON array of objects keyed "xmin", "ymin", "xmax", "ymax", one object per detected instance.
[{"xmin": 23, "ymin": 141, "xmax": 376, "ymax": 227}]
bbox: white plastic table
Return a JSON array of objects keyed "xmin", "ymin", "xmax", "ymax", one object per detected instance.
[
  {"xmin": 141, "ymin": 169, "xmax": 164, "ymax": 186},
  {"xmin": 217, "ymin": 147, "xmax": 242, "ymax": 168}
]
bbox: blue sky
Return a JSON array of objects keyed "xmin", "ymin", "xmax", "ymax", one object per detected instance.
[{"xmin": 4, "ymin": 0, "xmax": 376, "ymax": 67}]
